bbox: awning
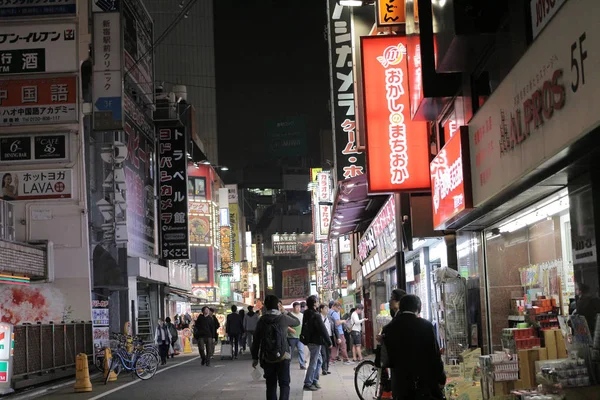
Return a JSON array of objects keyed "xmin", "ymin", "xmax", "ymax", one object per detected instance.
[
  {"xmin": 166, "ymin": 287, "xmax": 205, "ymax": 302},
  {"xmin": 329, "ymin": 174, "xmax": 387, "ymax": 238}
]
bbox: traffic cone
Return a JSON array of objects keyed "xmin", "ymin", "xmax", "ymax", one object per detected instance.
[
  {"xmin": 183, "ymin": 337, "xmax": 192, "ymax": 354},
  {"xmin": 74, "ymin": 353, "xmax": 92, "ymax": 392},
  {"xmin": 103, "ymin": 348, "xmax": 118, "ymax": 382}
]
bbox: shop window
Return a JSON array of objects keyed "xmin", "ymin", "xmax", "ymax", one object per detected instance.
[
  {"xmin": 188, "ymin": 177, "xmax": 206, "ymax": 200},
  {"xmin": 484, "ymin": 189, "xmax": 574, "ymax": 352},
  {"xmin": 193, "ymin": 263, "xmax": 209, "ymax": 283}
]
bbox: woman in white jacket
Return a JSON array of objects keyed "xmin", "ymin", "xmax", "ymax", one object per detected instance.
[{"xmin": 155, "ymin": 318, "xmax": 172, "ymax": 365}]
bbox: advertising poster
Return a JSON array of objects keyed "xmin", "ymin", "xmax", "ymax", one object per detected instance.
[
  {"xmin": 0, "ymin": 76, "xmax": 78, "ymax": 127},
  {"xmin": 0, "ymin": 23, "xmax": 77, "ymax": 75},
  {"xmin": 189, "ymin": 215, "xmax": 211, "ymax": 245},
  {"xmin": 91, "ymin": 298, "xmax": 109, "ymax": 349},
  {"xmin": 124, "ymin": 117, "xmax": 156, "ymax": 259},
  {"xmin": 220, "ymin": 226, "xmax": 232, "ymax": 275},
  {"xmin": 282, "ymin": 268, "xmax": 309, "ymax": 299},
  {"xmin": 229, "ymin": 204, "xmax": 241, "ymax": 262},
  {"xmin": 0, "ymin": 169, "xmax": 72, "ymax": 201}
]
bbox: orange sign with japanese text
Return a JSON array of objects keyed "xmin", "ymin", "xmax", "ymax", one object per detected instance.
[
  {"xmin": 361, "ymin": 35, "xmax": 430, "ymax": 193},
  {"xmin": 430, "ymin": 127, "xmax": 473, "ymax": 230},
  {"xmin": 0, "ymin": 76, "xmax": 78, "ymax": 127},
  {"xmin": 377, "ymin": 0, "xmax": 406, "ymax": 27}
]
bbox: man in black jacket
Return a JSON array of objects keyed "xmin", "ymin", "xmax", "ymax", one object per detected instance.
[
  {"xmin": 383, "ymin": 295, "xmax": 446, "ymax": 400},
  {"xmin": 226, "ymin": 305, "xmax": 244, "ymax": 358},
  {"xmin": 300, "ymin": 295, "xmax": 332, "ymax": 391},
  {"xmin": 194, "ymin": 306, "xmax": 216, "ymax": 366},
  {"xmin": 251, "ymin": 295, "xmax": 300, "ymax": 400}
]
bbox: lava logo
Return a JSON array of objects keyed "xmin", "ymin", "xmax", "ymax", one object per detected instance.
[{"xmin": 377, "ymin": 43, "xmax": 406, "ymax": 68}]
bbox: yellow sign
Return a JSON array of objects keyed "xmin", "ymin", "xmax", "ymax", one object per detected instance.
[
  {"xmin": 377, "ymin": 0, "xmax": 406, "ymax": 27},
  {"xmin": 229, "ymin": 204, "xmax": 241, "ymax": 262},
  {"xmin": 220, "ymin": 226, "xmax": 232, "ymax": 274},
  {"xmin": 310, "ymin": 168, "xmax": 322, "ymax": 182}
]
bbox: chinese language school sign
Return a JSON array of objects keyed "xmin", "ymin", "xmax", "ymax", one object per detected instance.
[
  {"xmin": 361, "ymin": 35, "xmax": 430, "ymax": 193},
  {"xmin": 0, "ymin": 23, "xmax": 77, "ymax": 75},
  {"xmin": 0, "ymin": 169, "xmax": 72, "ymax": 201},
  {"xmin": 0, "ymin": 76, "xmax": 78, "ymax": 127},
  {"xmin": 157, "ymin": 123, "xmax": 189, "ymax": 260},
  {"xmin": 430, "ymin": 127, "xmax": 473, "ymax": 230}
]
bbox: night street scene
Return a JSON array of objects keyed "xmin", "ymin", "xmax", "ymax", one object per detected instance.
[{"xmin": 1, "ymin": 1, "xmax": 600, "ymax": 400}]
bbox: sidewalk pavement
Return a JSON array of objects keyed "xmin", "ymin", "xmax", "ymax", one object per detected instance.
[{"xmin": 20, "ymin": 345, "xmax": 366, "ymax": 400}]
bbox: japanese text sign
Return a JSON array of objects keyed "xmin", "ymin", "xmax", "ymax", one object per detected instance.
[
  {"xmin": 430, "ymin": 127, "xmax": 473, "ymax": 230},
  {"xmin": 0, "ymin": 0, "xmax": 76, "ymax": 17},
  {"xmin": 377, "ymin": 0, "xmax": 406, "ymax": 27},
  {"xmin": 282, "ymin": 268, "xmax": 309, "ymax": 299},
  {"xmin": 0, "ymin": 76, "xmax": 77, "ymax": 127},
  {"xmin": 358, "ymin": 195, "xmax": 396, "ymax": 263},
  {"xmin": 361, "ymin": 35, "xmax": 430, "ymax": 193},
  {"xmin": 272, "ymin": 233, "xmax": 315, "ymax": 255},
  {"xmin": 317, "ymin": 171, "xmax": 332, "ymax": 204},
  {"xmin": 327, "ymin": 0, "xmax": 365, "ymax": 181},
  {"xmin": 0, "ymin": 168, "xmax": 72, "ymax": 201},
  {"xmin": 157, "ymin": 123, "xmax": 189, "ymax": 260},
  {"xmin": 220, "ymin": 226, "xmax": 232, "ymax": 275},
  {"xmin": 0, "ymin": 23, "xmax": 77, "ymax": 74},
  {"xmin": 319, "ymin": 204, "xmax": 331, "ymax": 238}
]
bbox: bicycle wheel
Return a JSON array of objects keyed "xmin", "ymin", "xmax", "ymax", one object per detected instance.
[
  {"xmin": 94, "ymin": 349, "xmax": 105, "ymax": 373},
  {"xmin": 134, "ymin": 352, "xmax": 159, "ymax": 380},
  {"xmin": 354, "ymin": 360, "xmax": 379, "ymax": 400}
]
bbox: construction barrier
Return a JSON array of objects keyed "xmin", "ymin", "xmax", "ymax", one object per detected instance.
[{"xmin": 74, "ymin": 354, "xmax": 92, "ymax": 392}]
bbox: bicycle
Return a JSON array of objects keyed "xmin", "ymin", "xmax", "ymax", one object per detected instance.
[
  {"xmin": 96, "ymin": 333, "xmax": 159, "ymax": 373},
  {"xmin": 354, "ymin": 346, "xmax": 392, "ymax": 400},
  {"xmin": 104, "ymin": 339, "xmax": 159, "ymax": 384}
]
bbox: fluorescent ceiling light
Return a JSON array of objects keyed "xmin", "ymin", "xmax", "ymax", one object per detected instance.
[
  {"xmin": 339, "ymin": 0, "xmax": 364, "ymax": 6},
  {"xmin": 498, "ymin": 190, "xmax": 569, "ymax": 233}
]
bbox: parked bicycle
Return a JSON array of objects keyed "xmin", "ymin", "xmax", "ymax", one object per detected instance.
[
  {"xmin": 95, "ymin": 332, "xmax": 159, "ymax": 375},
  {"xmin": 354, "ymin": 346, "xmax": 392, "ymax": 400},
  {"xmin": 104, "ymin": 337, "xmax": 159, "ymax": 383}
]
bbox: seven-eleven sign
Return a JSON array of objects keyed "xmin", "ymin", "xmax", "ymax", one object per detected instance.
[{"xmin": 0, "ymin": 361, "xmax": 6, "ymax": 382}]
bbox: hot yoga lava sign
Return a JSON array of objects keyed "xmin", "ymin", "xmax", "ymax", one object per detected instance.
[{"xmin": 361, "ymin": 35, "xmax": 430, "ymax": 193}]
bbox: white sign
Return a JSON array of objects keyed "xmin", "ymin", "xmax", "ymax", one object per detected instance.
[
  {"xmin": 93, "ymin": 13, "xmax": 121, "ymax": 73},
  {"xmin": 317, "ymin": 171, "xmax": 332, "ymax": 203},
  {"xmin": 226, "ymin": 184, "xmax": 238, "ymax": 203},
  {"xmin": 319, "ymin": 204, "xmax": 331, "ymax": 238},
  {"xmin": 266, "ymin": 262, "xmax": 273, "ymax": 289},
  {"xmin": 530, "ymin": 0, "xmax": 567, "ymax": 40},
  {"xmin": 0, "ymin": 169, "xmax": 72, "ymax": 201},
  {"xmin": 245, "ymin": 231, "xmax": 253, "ymax": 262},
  {"xmin": 0, "ymin": 23, "xmax": 77, "ymax": 74},
  {"xmin": 338, "ymin": 235, "xmax": 351, "ymax": 253},
  {"xmin": 470, "ymin": 0, "xmax": 598, "ymax": 207},
  {"xmin": 232, "ymin": 262, "xmax": 241, "ymax": 283}
]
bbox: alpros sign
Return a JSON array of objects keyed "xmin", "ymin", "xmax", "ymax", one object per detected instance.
[
  {"xmin": 430, "ymin": 127, "xmax": 473, "ymax": 230},
  {"xmin": 157, "ymin": 123, "xmax": 189, "ymax": 260},
  {"xmin": 327, "ymin": 0, "xmax": 365, "ymax": 181},
  {"xmin": 361, "ymin": 35, "xmax": 430, "ymax": 193}
]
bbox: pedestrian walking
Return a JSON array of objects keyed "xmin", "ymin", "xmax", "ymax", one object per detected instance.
[
  {"xmin": 344, "ymin": 307, "xmax": 355, "ymax": 353},
  {"xmin": 154, "ymin": 318, "xmax": 172, "ymax": 365},
  {"xmin": 251, "ymin": 295, "xmax": 300, "ymax": 400},
  {"xmin": 194, "ymin": 306, "xmax": 216, "ymax": 366},
  {"xmin": 244, "ymin": 305, "xmax": 259, "ymax": 352},
  {"xmin": 165, "ymin": 317, "xmax": 179, "ymax": 358},
  {"xmin": 382, "ymin": 294, "xmax": 446, "ymax": 399},
  {"xmin": 239, "ymin": 309, "xmax": 247, "ymax": 354},
  {"xmin": 286, "ymin": 302, "xmax": 306, "ymax": 369},
  {"xmin": 226, "ymin": 305, "xmax": 244, "ymax": 358},
  {"xmin": 209, "ymin": 308, "xmax": 220, "ymax": 357},
  {"xmin": 350, "ymin": 304, "xmax": 368, "ymax": 362},
  {"xmin": 329, "ymin": 302, "xmax": 352, "ymax": 365},
  {"xmin": 300, "ymin": 295, "xmax": 331, "ymax": 391},
  {"xmin": 319, "ymin": 304, "xmax": 338, "ymax": 375}
]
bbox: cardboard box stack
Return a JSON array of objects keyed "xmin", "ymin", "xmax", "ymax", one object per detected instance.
[{"xmin": 480, "ymin": 353, "xmax": 519, "ymax": 399}]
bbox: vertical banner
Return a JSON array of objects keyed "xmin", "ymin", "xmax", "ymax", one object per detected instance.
[
  {"xmin": 361, "ymin": 35, "xmax": 431, "ymax": 193},
  {"xmin": 220, "ymin": 226, "xmax": 232, "ymax": 275},
  {"xmin": 92, "ymin": 12, "xmax": 122, "ymax": 131},
  {"xmin": 327, "ymin": 0, "xmax": 365, "ymax": 182},
  {"xmin": 157, "ymin": 123, "xmax": 189, "ymax": 259},
  {"xmin": 317, "ymin": 171, "xmax": 333, "ymax": 204},
  {"xmin": 229, "ymin": 204, "xmax": 241, "ymax": 262}
]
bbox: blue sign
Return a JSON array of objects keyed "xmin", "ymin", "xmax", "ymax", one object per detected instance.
[
  {"xmin": 94, "ymin": 97, "xmax": 122, "ymax": 131},
  {"xmin": 95, "ymin": 97, "xmax": 122, "ymax": 119},
  {"xmin": 0, "ymin": 0, "xmax": 76, "ymax": 17}
]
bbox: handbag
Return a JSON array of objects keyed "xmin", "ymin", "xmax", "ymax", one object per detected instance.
[{"xmin": 380, "ymin": 341, "xmax": 391, "ymax": 368}]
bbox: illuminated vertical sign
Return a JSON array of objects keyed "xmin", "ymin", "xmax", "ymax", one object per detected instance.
[
  {"xmin": 266, "ymin": 262, "xmax": 273, "ymax": 289},
  {"xmin": 220, "ymin": 226, "xmax": 232, "ymax": 275},
  {"xmin": 377, "ymin": 0, "xmax": 406, "ymax": 27},
  {"xmin": 319, "ymin": 205, "xmax": 331, "ymax": 238},
  {"xmin": 317, "ymin": 171, "xmax": 333, "ymax": 204},
  {"xmin": 361, "ymin": 35, "xmax": 430, "ymax": 193}
]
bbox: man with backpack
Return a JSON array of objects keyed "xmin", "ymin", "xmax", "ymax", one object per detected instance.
[
  {"xmin": 300, "ymin": 295, "xmax": 332, "ymax": 391},
  {"xmin": 251, "ymin": 295, "xmax": 300, "ymax": 400}
]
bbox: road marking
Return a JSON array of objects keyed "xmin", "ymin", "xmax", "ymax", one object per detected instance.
[{"xmin": 87, "ymin": 356, "xmax": 200, "ymax": 400}]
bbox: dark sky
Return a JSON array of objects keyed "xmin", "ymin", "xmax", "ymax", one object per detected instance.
[{"xmin": 214, "ymin": 0, "xmax": 330, "ymax": 178}]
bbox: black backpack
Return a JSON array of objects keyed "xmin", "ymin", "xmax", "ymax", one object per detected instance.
[{"xmin": 261, "ymin": 316, "xmax": 286, "ymax": 363}]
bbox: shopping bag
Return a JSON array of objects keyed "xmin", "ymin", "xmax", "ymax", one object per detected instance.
[
  {"xmin": 252, "ymin": 366, "xmax": 264, "ymax": 381},
  {"xmin": 169, "ymin": 343, "xmax": 174, "ymax": 355}
]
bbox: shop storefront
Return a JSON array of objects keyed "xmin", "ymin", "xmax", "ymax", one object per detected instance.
[{"xmin": 437, "ymin": 1, "xmax": 600, "ymax": 397}]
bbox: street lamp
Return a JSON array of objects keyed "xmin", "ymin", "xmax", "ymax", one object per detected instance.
[{"xmin": 338, "ymin": 0, "xmax": 374, "ymax": 6}]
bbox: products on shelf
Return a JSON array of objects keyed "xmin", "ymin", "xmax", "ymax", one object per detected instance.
[{"xmin": 537, "ymin": 357, "xmax": 590, "ymax": 388}]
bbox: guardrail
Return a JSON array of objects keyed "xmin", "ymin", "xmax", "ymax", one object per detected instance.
[{"xmin": 13, "ymin": 322, "xmax": 93, "ymax": 389}]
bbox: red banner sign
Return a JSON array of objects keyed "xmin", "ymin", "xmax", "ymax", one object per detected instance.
[
  {"xmin": 361, "ymin": 35, "xmax": 430, "ymax": 193},
  {"xmin": 430, "ymin": 127, "xmax": 473, "ymax": 230}
]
